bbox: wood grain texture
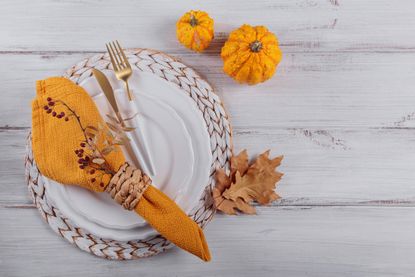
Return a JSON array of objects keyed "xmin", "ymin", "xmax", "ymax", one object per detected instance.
[
  {"xmin": 1, "ymin": 0, "xmax": 414, "ymax": 275},
  {"xmin": 2, "ymin": 51, "xmax": 415, "ymax": 128},
  {"xmin": 1, "ymin": 206, "xmax": 414, "ymax": 277}
]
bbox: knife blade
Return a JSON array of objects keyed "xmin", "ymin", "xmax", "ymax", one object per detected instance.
[{"xmin": 92, "ymin": 68, "xmax": 120, "ymax": 116}]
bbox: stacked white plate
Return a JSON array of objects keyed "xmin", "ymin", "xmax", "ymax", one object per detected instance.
[
  {"xmin": 44, "ymin": 69, "xmax": 213, "ymax": 240},
  {"xmin": 26, "ymin": 49, "xmax": 232, "ymax": 259}
]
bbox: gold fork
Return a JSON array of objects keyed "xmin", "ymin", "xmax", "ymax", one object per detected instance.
[{"xmin": 106, "ymin": 40, "xmax": 134, "ymax": 101}]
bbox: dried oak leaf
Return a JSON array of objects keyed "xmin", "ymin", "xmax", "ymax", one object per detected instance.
[
  {"xmin": 213, "ymin": 170, "xmax": 256, "ymax": 215},
  {"xmin": 213, "ymin": 150, "xmax": 283, "ymax": 215},
  {"xmin": 230, "ymin": 149, "xmax": 249, "ymax": 179}
]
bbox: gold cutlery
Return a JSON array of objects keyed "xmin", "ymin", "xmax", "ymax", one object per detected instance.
[
  {"xmin": 106, "ymin": 40, "xmax": 134, "ymax": 101},
  {"xmin": 92, "ymin": 68, "xmax": 156, "ymax": 177},
  {"xmin": 92, "ymin": 68, "xmax": 124, "ymax": 126}
]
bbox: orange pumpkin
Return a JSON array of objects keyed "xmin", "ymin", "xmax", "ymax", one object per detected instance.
[
  {"xmin": 221, "ymin": 24, "xmax": 282, "ymax": 85},
  {"xmin": 176, "ymin": 10, "xmax": 214, "ymax": 52}
]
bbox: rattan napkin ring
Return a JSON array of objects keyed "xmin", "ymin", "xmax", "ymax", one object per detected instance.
[{"xmin": 105, "ymin": 162, "xmax": 151, "ymax": 210}]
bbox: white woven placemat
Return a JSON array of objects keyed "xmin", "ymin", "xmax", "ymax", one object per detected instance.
[{"xmin": 25, "ymin": 48, "xmax": 233, "ymax": 260}]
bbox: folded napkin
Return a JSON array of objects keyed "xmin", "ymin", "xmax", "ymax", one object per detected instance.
[{"xmin": 32, "ymin": 77, "xmax": 211, "ymax": 261}]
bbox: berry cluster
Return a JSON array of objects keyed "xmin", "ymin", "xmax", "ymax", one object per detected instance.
[
  {"xmin": 75, "ymin": 143, "xmax": 89, "ymax": 169},
  {"xmin": 43, "ymin": 97, "xmax": 69, "ymax": 121},
  {"xmin": 44, "ymin": 96, "xmax": 110, "ymax": 188},
  {"xmin": 74, "ymin": 142, "xmax": 104, "ymax": 187}
]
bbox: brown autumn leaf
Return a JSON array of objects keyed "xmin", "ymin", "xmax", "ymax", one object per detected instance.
[
  {"xmin": 224, "ymin": 151, "xmax": 283, "ymax": 205},
  {"xmin": 214, "ymin": 149, "xmax": 283, "ymax": 215},
  {"xmin": 230, "ymin": 149, "xmax": 249, "ymax": 179},
  {"xmin": 212, "ymin": 186, "xmax": 256, "ymax": 215},
  {"xmin": 213, "ymin": 150, "xmax": 250, "ymax": 214},
  {"xmin": 214, "ymin": 168, "xmax": 231, "ymax": 192}
]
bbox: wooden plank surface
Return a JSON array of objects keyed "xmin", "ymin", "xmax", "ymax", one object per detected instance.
[
  {"xmin": 2, "ymin": 206, "xmax": 415, "ymax": 277},
  {"xmin": 1, "ymin": 0, "xmax": 414, "ymax": 276}
]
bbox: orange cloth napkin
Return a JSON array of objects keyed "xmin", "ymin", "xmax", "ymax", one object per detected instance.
[{"xmin": 32, "ymin": 77, "xmax": 210, "ymax": 261}]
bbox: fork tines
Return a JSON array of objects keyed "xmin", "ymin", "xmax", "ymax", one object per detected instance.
[
  {"xmin": 106, "ymin": 40, "xmax": 131, "ymax": 71},
  {"xmin": 106, "ymin": 40, "xmax": 134, "ymax": 101}
]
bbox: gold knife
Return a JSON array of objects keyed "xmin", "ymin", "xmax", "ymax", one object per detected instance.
[{"xmin": 92, "ymin": 68, "xmax": 124, "ymax": 126}]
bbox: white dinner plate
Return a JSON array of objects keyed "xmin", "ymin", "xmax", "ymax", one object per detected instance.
[{"xmin": 43, "ymin": 69, "xmax": 212, "ymax": 241}]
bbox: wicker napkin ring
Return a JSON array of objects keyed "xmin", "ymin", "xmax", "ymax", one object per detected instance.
[{"xmin": 105, "ymin": 162, "xmax": 151, "ymax": 210}]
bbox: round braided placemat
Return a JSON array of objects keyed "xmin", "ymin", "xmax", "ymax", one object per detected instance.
[{"xmin": 25, "ymin": 48, "xmax": 233, "ymax": 260}]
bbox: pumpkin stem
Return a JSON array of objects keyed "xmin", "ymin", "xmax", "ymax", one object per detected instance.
[
  {"xmin": 189, "ymin": 15, "xmax": 198, "ymax": 27},
  {"xmin": 250, "ymin": 40, "xmax": 263, "ymax": 52}
]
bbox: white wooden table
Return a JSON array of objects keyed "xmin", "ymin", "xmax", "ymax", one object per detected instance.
[{"xmin": 1, "ymin": 1, "xmax": 415, "ymax": 276}]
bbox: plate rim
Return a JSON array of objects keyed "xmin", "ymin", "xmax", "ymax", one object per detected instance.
[
  {"xmin": 49, "ymin": 77, "xmax": 209, "ymax": 237},
  {"xmin": 25, "ymin": 48, "xmax": 233, "ymax": 260}
]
